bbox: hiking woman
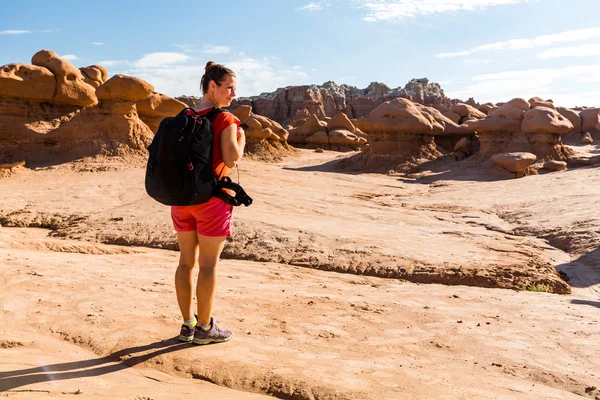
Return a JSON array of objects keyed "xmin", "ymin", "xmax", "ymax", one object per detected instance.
[{"xmin": 172, "ymin": 61, "xmax": 245, "ymax": 344}]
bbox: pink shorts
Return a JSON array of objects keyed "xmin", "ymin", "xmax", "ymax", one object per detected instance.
[{"xmin": 171, "ymin": 197, "xmax": 233, "ymax": 237}]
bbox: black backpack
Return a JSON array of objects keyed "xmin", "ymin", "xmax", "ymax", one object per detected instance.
[{"xmin": 145, "ymin": 107, "xmax": 252, "ymax": 207}]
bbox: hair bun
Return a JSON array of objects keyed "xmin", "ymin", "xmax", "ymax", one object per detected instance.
[{"xmin": 205, "ymin": 61, "xmax": 217, "ymax": 73}]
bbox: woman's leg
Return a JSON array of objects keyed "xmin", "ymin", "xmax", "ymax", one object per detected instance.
[
  {"xmin": 195, "ymin": 234, "xmax": 227, "ymax": 325},
  {"xmin": 174, "ymin": 231, "xmax": 199, "ymax": 321}
]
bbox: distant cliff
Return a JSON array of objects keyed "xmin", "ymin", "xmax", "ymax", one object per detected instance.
[{"xmin": 178, "ymin": 78, "xmax": 466, "ymax": 125}]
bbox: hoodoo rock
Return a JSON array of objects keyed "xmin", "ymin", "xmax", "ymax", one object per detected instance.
[
  {"xmin": 136, "ymin": 92, "xmax": 187, "ymax": 133},
  {"xmin": 31, "ymin": 50, "xmax": 97, "ymax": 107}
]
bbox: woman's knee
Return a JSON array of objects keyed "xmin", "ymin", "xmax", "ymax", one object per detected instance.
[{"xmin": 176, "ymin": 261, "xmax": 196, "ymax": 273}]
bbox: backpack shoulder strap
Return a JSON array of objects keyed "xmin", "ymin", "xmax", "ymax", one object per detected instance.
[
  {"xmin": 205, "ymin": 107, "xmax": 224, "ymax": 122},
  {"xmin": 177, "ymin": 107, "xmax": 195, "ymax": 116}
]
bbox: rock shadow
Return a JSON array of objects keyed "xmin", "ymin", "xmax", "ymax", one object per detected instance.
[{"xmin": 555, "ymin": 246, "xmax": 600, "ymax": 290}]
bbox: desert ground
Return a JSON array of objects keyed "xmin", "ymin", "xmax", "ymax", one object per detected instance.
[{"xmin": 1, "ymin": 147, "xmax": 599, "ymax": 399}]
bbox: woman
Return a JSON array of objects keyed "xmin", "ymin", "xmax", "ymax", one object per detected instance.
[{"xmin": 172, "ymin": 61, "xmax": 245, "ymax": 345}]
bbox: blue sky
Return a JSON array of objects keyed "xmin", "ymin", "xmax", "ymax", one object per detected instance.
[{"xmin": 1, "ymin": 0, "xmax": 600, "ymax": 107}]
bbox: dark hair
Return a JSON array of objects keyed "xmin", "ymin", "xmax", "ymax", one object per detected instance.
[{"xmin": 200, "ymin": 61, "xmax": 235, "ymax": 94}]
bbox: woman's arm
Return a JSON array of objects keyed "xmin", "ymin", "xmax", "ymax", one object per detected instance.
[{"xmin": 220, "ymin": 124, "xmax": 246, "ymax": 168}]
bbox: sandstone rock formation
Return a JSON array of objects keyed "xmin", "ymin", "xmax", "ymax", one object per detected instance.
[
  {"xmin": 288, "ymin": 112, "xmax": 365, "ymax": 151},
  {"xmin": 80, "ymin": 65, "xmax": 108, "ymax": 88},
  {"xmin": 0, "ymin": 63, "xmax": 56, "ymax": 101},
  {"xmin": 232, "ymin": 105, "xmax": 297, "ymax": 161},
  {"xmin": 543, "ymin": 160, "xmax": 567, "ymax": 171},
  {"xmin": 470, "ymin": 98, "xmax": 573, "ymax": 161},
  {"xmin": 579, "ymin": 108, "xmax": 600, "ymax": 139},
  {"xmin": 189, "ymin": 79, "xmax": 459, "ymax": 126},
  {"xmin": 136, "ymin": 92, "xmax": 187, "ymax": 133},
  {"xmin": 581, "ymin": 132, "xmax": 593, "ymax": 144},
  {"xmin": 31, "ymin": 50, "xmax": 97, "ymax": 107},
  {"xmin": 0, "ymin": 50, "xmax": 157, "ymax": 165},
  {"xmin": 556, "ymin": 106, "xmax": 582, "ymax": 143},
  {"xmin": 491, "ymin": 152, "xmax": 537, "ymax": 178},
  {"xmin": 335, "ymin": 98, "xmax": 444, "ymax": 172}
]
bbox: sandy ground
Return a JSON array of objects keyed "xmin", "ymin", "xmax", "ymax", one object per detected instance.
[{"xmin": 1, "ymin": 147, "xmax": 599, "ymax": 399}]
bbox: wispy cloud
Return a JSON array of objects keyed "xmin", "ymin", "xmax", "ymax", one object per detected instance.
[
  {"xmin": 437, "ymin": 27, "xmax": 600, "ymax": 58},
  {"xmin": 203, "ymin": 44, "xmax": 231, "ymax": 55},
  {"xmin": 537, "ymin": 43, "xmax": 600, "ymax": 59},
  {"xmin": 0, "ymin": 30, "xmax": 30, "ymax": 35},
  {"xmin": 98, "ymin": 60, "xmax": 129, "ymax": 67},
  {"xmin": 464, "ymin": 59, "xmax": 491, "ymax": 65},
  {"xmin": 296, "ymin": 2, "xmax": 328, "ymax": 11},
  {"xmin": 61, "ymin": 54, "xmax": 79, "ymax": 61},
  {"xmin": 39, "ymin": 29, "xmax": 59, "ymax": 33},
  {"xmin": 176, "ymin": 43, "xmax": 196, "ymax": 53},
  {"xmin": 447, "ymin": 64, "xmax": 600, "ymax": 107},
  {"xmin": 135, "ymin": 52, "xmax": 190, "ymax": 69},
  {"xmin": 92, "ymin": 42, "xmax": 105, "ymax": 46},
  {"xmin": 353, "ymin": 0, "xmax": 536, "ymax": 22}
]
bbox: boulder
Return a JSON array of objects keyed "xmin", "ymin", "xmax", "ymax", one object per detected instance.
[
  {"xmin": 288, "ymin": 114, "xmax": 327, "ymax": 143},
  {"xmin": 80, "ymin": 65, "xmax": 109, "ymax": 88},
  {"xmin": 327, "ymin": 112, "xmax": 355, "ymax": 133},
  {"xmin": 31, "ymin": 49, "xmax": 97, "ymax": 107},
  {"xmin": 581, "ymin": 132, "xmax": 593, "ymax": 144},
  {"xmin": 136, "ymin": 92, "xmax": 187, "ymax": 132},
  {"xmin": 96, "ymin": 74, "xmax": 154, "ymax": 101},
  {"xmin": 478, "ymin": 103, "xmax": 496, "ymax": 114},
  {"xmin": 543, "ymin": 160, "xmax": 567, "ymax": 171},
  {"xmin": 449, "ymin": 103, "xmax": 486, "ymax": 123},
  {"xmin": 136, "ymin": 92, "xmax": 187, "ymax": 117},
  {"xmin": 556, "ymin": 107, "xmax": 582, "ymax": 135},
  {"xmin": 329, "ymin": 129, "xmax": 364, "ymax": 145},
  {"xmin": 520, "ymin": 107, "xmax": 573, "ymax": 134},
  {"xmin": 233, "ymin": 105, "xmax": 252, "ymax": 121},
  {"xmin": 470, "ymin": 98, "xmax": 530, "ymax": 133},
  {"xmin": 356, "ymin": 98, "xmax": 434, "ymax": 134},
  {"xmin": 0, "ymin": 63, "xmax": 56, "ymax": 102},
  {"xmin": 442, "ymin": 111, "xmax": 460, "ymax": 124},
  {"xmin": 491, "ymin": 152, "xmax": 536, "ymax": 173}
]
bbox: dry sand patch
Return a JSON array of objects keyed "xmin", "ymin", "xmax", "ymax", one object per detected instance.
[
  {"xmin": 3, "ymin": 148, "xmax": 598, "ymax": 293},
  {"xmin": 0, "ymin": 228, "xmax": 598, "ymax": 399}
]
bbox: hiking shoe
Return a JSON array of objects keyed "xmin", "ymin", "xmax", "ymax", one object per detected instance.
[
  {"xmin": 178, "ymin": 314, "xmax": 199, "ymax": 342},
  {"xmin": 192, "ymin": 317, "xmax": 232, "ymax": 345},
  {"xmin": 178, "ymin": 323, "xmax": 196, "ymax": 342}
]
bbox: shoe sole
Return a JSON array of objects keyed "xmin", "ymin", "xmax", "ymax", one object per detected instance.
[
  {"xmin": 178, "ymin": 335, "xmax": 194, "ymax": 342},
  {"xmin": 192, "ymin": 336, "xmax": 231, "ymax": 345}
]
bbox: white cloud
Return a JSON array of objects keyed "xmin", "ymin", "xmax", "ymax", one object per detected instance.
[
  {"xmin": 464, "ymin": 59, "xmax": 491, "ymax": 65},
  {"xmin": 353, "ymin": 0, "xmax": 536, "ymax": 22},
  {"xmin": 296, "ymin": 2, "xmax": 328, "ymax": 11},
  {"xmin": 61, "ymin": 54, "xmax": 79, "ymax": 61},
  {"xmin": 176, "ymin": 43, "xmax": 196, "ymax": 53},
  {"xmin": 226, "ymin": 58, "xmax": 309, "ymax": 97},
  {"xmin": 0, "ymin": 30, "xmax": 30, "ymax": 35},
  {"xmin": 446, "ymin": 64, "xmax": 600, "ymax": 107},
  {"xmin": 537, "ymin": 43, "xmax": 600, "ymax": 59},
  {"xmin": 39, "ymin": 29, "xmax": 59, "ymax": 33},
  {"xmin": 109, "ymin": 55, "xmax": 310, "ymax": 98},
  {"xmin": 437, "ymin": 27, "xmax": 600, "ymax": 58},
  {"xmin": 135, "ymin": 52, "xmax": 190, "ymax": 69},
  {"xmin": 203, "ymin": 44, "xmax": 231, "ymax": 55},
  {"xmin": 98, "ymin": 60, "xmax": 129, "ymax": 67},
  {"xmin": 92, "ymin": 42, "xmax": 105, "ymax": 46}
]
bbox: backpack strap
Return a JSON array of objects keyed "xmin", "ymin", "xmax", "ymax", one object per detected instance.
[
  {"xmin": 206, "ymin": 107, "xmax": 224, "ymax": 122},
  {"xmin": 213, "ymin": 176, "xmax": 253, "ymax": 207}
]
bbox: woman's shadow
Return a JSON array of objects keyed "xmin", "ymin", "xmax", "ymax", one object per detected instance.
[{"xmin": 0, "ymin": 337, "xmax": 191, "ymax": 392}]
